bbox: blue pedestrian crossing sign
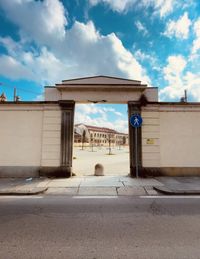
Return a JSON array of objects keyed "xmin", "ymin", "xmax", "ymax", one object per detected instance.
[{"xmin": 130, "ymin": 114, "xmax": 143, "ymax": 128}]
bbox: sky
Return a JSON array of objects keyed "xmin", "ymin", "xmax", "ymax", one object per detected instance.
[{"xmin": 0, "ymin": 0, "xmax": 200, "ymax": 133}]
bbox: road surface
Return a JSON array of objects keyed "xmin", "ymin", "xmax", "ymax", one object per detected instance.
[{"xmin": 0, "ymin": 195, "xmax": 200, "ymax": 259}]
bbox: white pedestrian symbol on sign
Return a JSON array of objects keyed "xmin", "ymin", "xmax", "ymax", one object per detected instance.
[
  {"xmin": 130, "ymin": 114, "xmax": 142, "ymax": 128},
  {"xmin": 134, "ymin": 117, "xmax": 139, "ymax": 126}
]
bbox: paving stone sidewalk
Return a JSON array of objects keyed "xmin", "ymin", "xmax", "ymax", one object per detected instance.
[
  {"xmin": 1, "ymin": 176, "xmax": 200, "ymax": 196},
  {"xmin": 43, "ymin": 176, "xmax": 163, "ymax": 196},
  {"xmin": 0, "ymin": 176, "xmax": 162, "ymax": 196}
]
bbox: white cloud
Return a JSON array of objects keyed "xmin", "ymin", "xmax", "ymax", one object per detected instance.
[
  {"xmin": 114, "ymin": 111, "xmax": 123, "ymax": 116},
  {"xmin": 0, "ymin": 43, "xmax": 67, "ymax": 84},
  {"xmin": 0, "ymin": 0, "xmax": 67, "ymax": 46},
  {"xmin": 135, "ymin": 21, "xmax": 148, "ymax": 36},
  {"xmin": 35, "ymin": 94, "xmax": 44, "ymax": 101},
  {"xmin": 75, "ymin": 104, "xmax": 128, "ymax": 133},
  {"xmin": 89, "ymin": 0, "xmax": 178, "ymax": 17},
  {"xmin": 0, "ymin": 37, "xmax": 23, "ymax": 57},
  {"xmin": 160, "ymin": 55, "xmax": 200, "ymax": 101},
  {"xmin": 183, "ymin": 72, "xmax": 200, "ymax": 100},
  {"xmin": 148, "ymin": 0, "xmax": 176, "ymax": 18},
  {"xmin": 192, "ymin": 18, "xmax": 200, "ymax": 54},
  {"xmin": 163, "ymin": 12, "xmax": 191, "ymax": 39},
  {"xmin": 134, "ymin": 50, "xmax": 152, "ymax": 62},
  {"xmin": 89, "ymin": 0, "xmax": 133, "ymax": 13},
  {"xmin": 160, "ymin": 55, "xmax": 186, "ymax": 99},
  {"xmin": 134, "ymin": 49, "xmax": 161, "ymax": 71},
  {"xmin": 75, "ymin": 103, "xmax": 103, "ymax": 115},
  {"xmin": 0, "ymin": 55, "xmax": 34, "ymax": 81},
  {"xmin": 164, "ymin": 55, "xmax": 187, "ymax": 79},
  {"xmin": 0, "ymin": 19, "xmax": 150, "ymax": 85}
]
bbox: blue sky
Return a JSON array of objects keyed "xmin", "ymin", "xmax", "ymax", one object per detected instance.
[{"xmin": 0, "ymin": 0, "xmax": 200, "ymax": 132}]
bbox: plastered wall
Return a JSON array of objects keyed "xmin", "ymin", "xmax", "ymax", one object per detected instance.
[
  {"xmin": 142, "ymin": 105, "xmax": 200, "ymax": 172},
  {"xmin": 0, "ymin": 105, "xmax": 43, "ymax": 167},
  {"xmin": 160, "ymin": 107, "xmax": 200, "ymax": 167},
  {"xmin": 0, "ymin": 104, "xmax": 61, "ymax": 177}
]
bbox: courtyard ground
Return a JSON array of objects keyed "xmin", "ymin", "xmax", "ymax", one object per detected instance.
[{"xmin": 73, "ymin": 146, "xmax": 129, "ymax": 176}]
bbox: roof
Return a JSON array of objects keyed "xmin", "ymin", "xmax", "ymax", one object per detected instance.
[
  {"xmin": 75, "ymin": 124, "xmax": 128, "ymax": 135},
  {"xmin": 61, "ymin": 75, "xmax": 141, "ymax": 85},
  {"xmin": 47, "ymin": 75, "xmax": 148, "ymax": 90}
]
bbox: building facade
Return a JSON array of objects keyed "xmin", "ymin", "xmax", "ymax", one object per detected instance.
[{"xmin": 74, "ymin": 124, "xmax": 128, "ymax": 147}]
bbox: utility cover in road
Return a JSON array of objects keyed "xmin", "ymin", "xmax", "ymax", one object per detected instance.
[{"xmin": 130, "ymin": 114, "xmax": 143, "ymax": 128}]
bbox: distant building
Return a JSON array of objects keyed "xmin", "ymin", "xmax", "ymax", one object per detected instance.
[{"xmin": 74, "ymin": 124, "xmax": 128, "ymax": 147}]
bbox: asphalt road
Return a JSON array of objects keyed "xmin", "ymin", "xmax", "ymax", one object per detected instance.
[{"xmin": 1, "ymin": 195, "xmax": 200, "ymax": 259}]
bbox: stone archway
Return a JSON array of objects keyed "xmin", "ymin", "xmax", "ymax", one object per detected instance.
[{"xmin": 44, "ymin": 76, "xmax": 158, "ymax": 178}]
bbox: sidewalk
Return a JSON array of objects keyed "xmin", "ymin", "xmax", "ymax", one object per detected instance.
[
  {"xmin": 45, "ymin": 176, "xmax": 162, "ymax": 196},
  {"xmin": 0, "ymin": 176, "xmax": 162, "ymax": 196},
  {"xmin": 0, "ymin": 178, "xmax": 48, "ymax": 195},
  {"xmin": 1, "ymin": 176, "xmax": 200, "ymax": 196},
  {"xmin": 154, "ymin": 177, "xmax": 200, "ymax": 195}
]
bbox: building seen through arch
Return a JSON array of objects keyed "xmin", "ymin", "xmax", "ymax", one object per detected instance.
[{"xmin": 74, "ymin": 124, "xmax": 128, "ymax": 147}]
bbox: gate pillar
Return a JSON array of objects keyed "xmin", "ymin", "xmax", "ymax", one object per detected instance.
[
  {"xmin": 128, "ymin": 102, "xmax": 142, "ymax": 177},
  {"xmin": 60, "ymin": 101, "xmax": 75, "ymax": 177},
  {"xmin": 39, "ymin": 101, "xmax": 75, "ymax": 178}
]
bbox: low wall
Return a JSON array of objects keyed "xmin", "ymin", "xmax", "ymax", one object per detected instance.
[
  {"xmin": 1, "ymin": 101, "xmax": 200, "ymax": 178},
  {"xmin": 0, "ymin": 103, "xmax": 61, "ymax": 177},
  {"xmin": 142, "ymin": 104, "xmax": 200, "ymax": 176}
]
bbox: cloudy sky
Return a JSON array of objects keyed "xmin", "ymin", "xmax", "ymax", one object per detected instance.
[{"xmin": 0, "ymin": 0, "xmax": 200, "ymax": 132}]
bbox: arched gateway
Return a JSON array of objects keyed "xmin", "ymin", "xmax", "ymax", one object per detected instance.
[{"xmin": 42, "ymin": 75, "xmax": 158, "ymax": 177}]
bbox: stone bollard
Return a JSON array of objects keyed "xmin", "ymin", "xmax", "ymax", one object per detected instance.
[{"xmin": 94, "ymin": 163, "xmax": 104, "ymax": 176}]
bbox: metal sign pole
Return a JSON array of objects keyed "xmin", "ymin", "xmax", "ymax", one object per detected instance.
[
  {"xmin": 130, "ymin": 114, "xmax": 142, "ymax": 179},
  {"xmin": 135, "ymin": 127, "xmax": 138, "ymax": 178}
]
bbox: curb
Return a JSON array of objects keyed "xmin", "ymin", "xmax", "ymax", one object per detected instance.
[
  {"xmin": 0, "ymin": 187, "xmax": 48, "ymax": 196},
  {"xmin": 153, "ymin": 186, "xmax": 200, "ymax": 195}
]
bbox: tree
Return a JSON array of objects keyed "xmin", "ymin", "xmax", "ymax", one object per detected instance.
[
  {"xmin": 107, "ymin": 133, "xmax": 113, "ymax": 155},
  {"xmin": 123, "ymin": 136, "xmax": 126, "ymax": 145},
  {"xmin": 81, "ymin": 129, "xmax": 87, "ymax": 150},
  {"xmin": 117, "ymin": 138, "xmax": 122, "ymax": 150},
  {"xmin": 90, "ymin": 136, "xmax": 94, "ymax": 152}
]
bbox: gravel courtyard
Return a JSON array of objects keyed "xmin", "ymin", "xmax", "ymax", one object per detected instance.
[{"xmin": 73, "ymin": 146, "xmax": 130, "ymax": 176}]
